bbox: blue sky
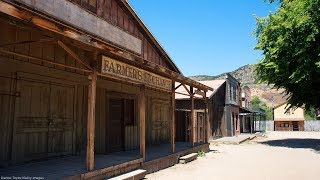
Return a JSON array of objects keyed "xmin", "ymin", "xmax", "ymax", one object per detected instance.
[{"xmin": 128, "ymin": 1, "xmax": 279, "ymax": 76}]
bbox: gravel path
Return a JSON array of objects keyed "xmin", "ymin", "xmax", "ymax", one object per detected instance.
[{"xmin": 145, "ymin": 132, "xmax": 320, "ymax": 180}]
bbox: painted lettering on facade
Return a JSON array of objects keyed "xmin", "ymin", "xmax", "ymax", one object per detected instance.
[{"xmin": 101, "ymin": 56, "xmax": 172, "ymax": 91}]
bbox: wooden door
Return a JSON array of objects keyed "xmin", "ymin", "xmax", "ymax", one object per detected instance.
[
  {"xmin": 14, "ymin": 78, "xmax": 75, "ymax": 162},
  {"xmin": 48, "ymin": 84, "xmax": 74, "ymax": 155},
  {"xmin": 107, "ymin": 98, "xmax": 123, "ymax": 153},
  {"xmin": 197, "ymin": 112, "xmax": 205, "ymax": 142},
  {"xmin": 151, "ymin": 100, "xmax": 170, "ymax": 144},
  {"xmin": 292, "ymin": 122, "xmax": 299, "ymax": 131},
  {"xmin": 14, "ymin": 79, "xmax": 50, "ymax": 162}
]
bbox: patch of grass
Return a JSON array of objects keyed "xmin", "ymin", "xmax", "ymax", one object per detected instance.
[{"xmin": 197, "ymin": 150, "xmax": 206, "ymax": 157}]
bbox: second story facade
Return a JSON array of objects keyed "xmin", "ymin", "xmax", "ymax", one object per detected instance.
[
  {"xmin": 241, "ymin": 85, "xmax": 252, "ymax": 110},
  {"xmin": 225, "ymin": 73, "xmax": 241, "ymax": 107}
]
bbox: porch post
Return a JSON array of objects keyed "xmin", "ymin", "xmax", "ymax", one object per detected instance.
[
  {"xmin": 171, "ymin": 82, "xmax": 175, "ymax": 153},
  {"xmin": 190, "ymin": 87, "xmax": 195, "ymax": 147},
  {"xmin": 242, "ymin": 115, "xmax": 245, "ymax": 132},
  {"xmin": 86, "ymin": 70, "xmax": 97, "ymax": 171},
  {"xmin": 204, "ymin": 92, "xmax": 209, "ymax": 143},
  {"xmin": 250, "ymin": 114, "xmax": 252, "ymax": 134},
  {"xmin": 139, "ymin": 85, "xmax": 146, "ymax": 161}
]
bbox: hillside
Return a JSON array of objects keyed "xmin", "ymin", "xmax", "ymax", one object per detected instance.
[{"xmin": 189, "ymin": 64, "xmax": 287, "ymax": 107}]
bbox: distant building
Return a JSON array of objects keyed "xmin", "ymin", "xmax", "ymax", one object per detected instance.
[
  {"xmin": 274, "ymin": 102, "xmax": 305, "ymax": 131},
  {"xmin": 239, "ymin": 85, "xmax": 254, "ymax": 133},
  {"xmin": 175, "ymin": 73, "xmax": 241, "ymax": 140}
]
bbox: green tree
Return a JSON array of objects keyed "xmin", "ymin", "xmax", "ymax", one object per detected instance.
[
  {"xmin": 304, "ymin": 107, "xmax": 317, "ymax": 120},
  {"xmin": 251, "ymin": 96, "xmax": 273, "ymax": 120},
  {"xmin": 254, "ymin": 0, "xmax": 320, "ymax": 110}
]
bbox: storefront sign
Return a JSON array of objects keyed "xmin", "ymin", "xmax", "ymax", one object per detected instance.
[{"xmin": 101, "ymin": 56, "xmax": 172, "ymax": 91}]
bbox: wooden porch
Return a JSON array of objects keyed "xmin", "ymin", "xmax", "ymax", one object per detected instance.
[{"xmin": 0, "ymin": 143, "xmax": 209, "ymax": 179}]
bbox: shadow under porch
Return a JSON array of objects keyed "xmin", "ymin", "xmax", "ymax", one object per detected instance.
[{"xmin": 0, "ymin": 142, "xmax": 208, "ymax": 179}]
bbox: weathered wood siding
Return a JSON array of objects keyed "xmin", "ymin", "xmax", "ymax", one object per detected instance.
[
  {"xmin": 71, "ymin": 0, "xmax": 173, "ymax": 69},
  {"xmin": 8, "ymin": 0, "xmax": 174, "ymax": 70},
  {"xmin": 209, "ymin": 82, "xmax": 226, "ymax": 139},
  {"xmin": 0, "ymin": 19, "xmax": 173, "ymax": 165}
]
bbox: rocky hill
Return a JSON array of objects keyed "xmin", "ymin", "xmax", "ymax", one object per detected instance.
[{"xmin": 189, "ymin": 64, "xmax": 287, "ymax": 107}]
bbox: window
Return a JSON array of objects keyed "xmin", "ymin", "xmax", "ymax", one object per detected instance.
[
  {"xmin": 229, "ymin": 84, "xmax": 232, "ymax": 101},
  {"xmin": 233, "ymin": 85, "xmax": 237, "ymax": 102},
  {"xmin": 280, "ymin": 123, "xmax": 289, "ymax": 127}
]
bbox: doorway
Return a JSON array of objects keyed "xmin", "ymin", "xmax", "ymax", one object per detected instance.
[
  {"xmin": 196, "ymin": 112, "xmax": 205, "ymax": 142},
  {"xmin": 106, "ymin": 96, "xmax": 136, "ymax": 153},
  {"xmin": 292, "ymin": 122, "xmax": 299, "ymax": 131},
  {"xmin": 175, "ymin": 111, "xmax": 191, "ymax": 142}
]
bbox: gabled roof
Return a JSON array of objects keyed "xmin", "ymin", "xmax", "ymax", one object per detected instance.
[
  {"xmin": 120, "ymin": 0, "xmax": 181, "ymax": 74},
  {"xmin": 175, "ymin": 80, "xmax": 226, "ymax": 100},
  {"xmin": 274, "ymin": 101, "xmax": 289, "ymax": 109}
]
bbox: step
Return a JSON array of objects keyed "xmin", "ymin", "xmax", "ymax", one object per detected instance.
[
  {"xmin": 108, "ymin": 169, "xmax": 146, "ymax": 180},
  {"xmin": 179, "ymin": 153, "xmax": 198, "ymax": 164}
]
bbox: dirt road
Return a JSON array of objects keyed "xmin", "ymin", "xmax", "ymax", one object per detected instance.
[{"xmin": 145, "ymin": 132, "xmax": 320, "ymax": 180}]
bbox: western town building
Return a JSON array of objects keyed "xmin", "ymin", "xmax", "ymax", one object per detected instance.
[
  {"xmin": 0, "ymin": 0, "xmax": 212, "ymax": 178},
  {"xmin": 239, "ymin": 85, "xmax": 255, "ymax": 133},
  {"xmin": 175, "ymin": 73, "xmax": 242, "ymax": 140},
  {"xmin": 274, "ymin": 102, "xmax": 305, "ymax": 131}
]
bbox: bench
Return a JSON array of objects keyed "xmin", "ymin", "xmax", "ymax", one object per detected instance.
[
  {"xmin": 108, "ymin": 169, "xmax": 146, "ymax": 180},
  {"xmin": 179, "ymin": 153, "xmax": 198, "ymax": 164}
]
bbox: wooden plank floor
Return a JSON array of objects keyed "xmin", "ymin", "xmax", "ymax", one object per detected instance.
[{"xmin": 0, "ymin": 142, "xmax": 205, "ymax": 179}]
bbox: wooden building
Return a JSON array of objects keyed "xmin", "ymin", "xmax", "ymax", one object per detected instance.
[
  {"xmin": 239, "ymin": 85, "xmax": 253, "ymax": 133},
  {"xmin": 274, "ymin": 102, "xmax": 305, "ymax": 131},
  {"xmin": 0, "ymin": 0, "xmax": 212, "ymax": 178},
  {"xmin": 176, "ymin": 73, "xmax": 241, "ymax": 141}
]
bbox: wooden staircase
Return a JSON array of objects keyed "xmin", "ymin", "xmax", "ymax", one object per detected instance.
[
  {"xmin": 179, "ymin": 153, "xmax": 198, "ymax": 164},
  {"xmin": 108, "ymin": 169, "xmax": 146, "ymax": 180}
]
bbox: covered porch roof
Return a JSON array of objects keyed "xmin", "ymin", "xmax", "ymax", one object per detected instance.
[{"xmin": 0, "ymin": 1, "xmax": 213, "ymax": 92}]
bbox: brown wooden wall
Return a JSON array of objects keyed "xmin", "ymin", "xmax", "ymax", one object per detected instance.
[
  {"xmin": 0, "ymin": 19, "xmax": 173, "ymax": 165},
  {"xmin": 208, "ymin": 82, "xmax": 226, "ymax": 139},
  {"xmin": 69, "ymin": 0, "xmax": 173, "ymax": 70},
  {"xmin": 0, "ymin": 19, "xmax": 91, "ymax": 76}
]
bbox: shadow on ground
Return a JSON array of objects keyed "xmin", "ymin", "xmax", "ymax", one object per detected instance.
[{"xmin": 260, "ymin": 138, "xmax": 320, "ymax": 153}]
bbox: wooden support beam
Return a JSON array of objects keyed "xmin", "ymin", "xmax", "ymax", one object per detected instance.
[
  {"xmin": 190, "ymin": 87, "xmax": 195, "ymax": 147},
  {"xmin": 175, "ymin": 83, "xmax": 182, "ymax": 90},
  {"xmin": 0, "ymin": 48, "xmax": 91, "ymax": 72},
  {"xmin": 175, "ymin": 91, "xmax": 191, "ymax": 97},
  {"xmin": 139, "ymin": 85, "xmax": 146, "ymax": 161},
  {"xmin": 183, "ymin": 84, "xmax": 192, "ymax": 95},
  {"xmin": 57, "ymin": 40, "xmax": 93, "ymax": 71},
  {"xmin": 171, "ymin": 82, "xmax": 175, "ymax": 153},
  {"xmin": 86, "ymin": 70, "xmax": 97, "ymax": 171},
  {"xmin": 195, "ymin": 89, "xmax": 205, "ymax": 97},
  {"xmin": 204, "ymin": 92, "xmax": 210, "ymax": 143},
  {"xmin": 0, "ymin": 38, "xmax": 54, "ymax": 47}
]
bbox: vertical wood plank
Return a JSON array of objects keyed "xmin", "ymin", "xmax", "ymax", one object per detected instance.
[
  {"xmin": 139, "ymin": 85, "xmax": 146, "ymax": 161},
  {"xmin": 190, "ymin": 87, "xmax": 195, "ymax": 147},
  {"xmin": 171, "ymin": 82, "xmax": 175, "ymax": 153},
  {"xmin": 204, "ymin": 92, "xmax": 209, "ymax": 143},
  {"xmin": 86, "ymin": 70, "xmax": 97, "ymax": 171}
]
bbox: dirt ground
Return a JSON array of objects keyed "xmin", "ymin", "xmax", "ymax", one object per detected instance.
[{"xmin": 145, "ymin": 132, "xmax": 320, "ymax": 180}]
